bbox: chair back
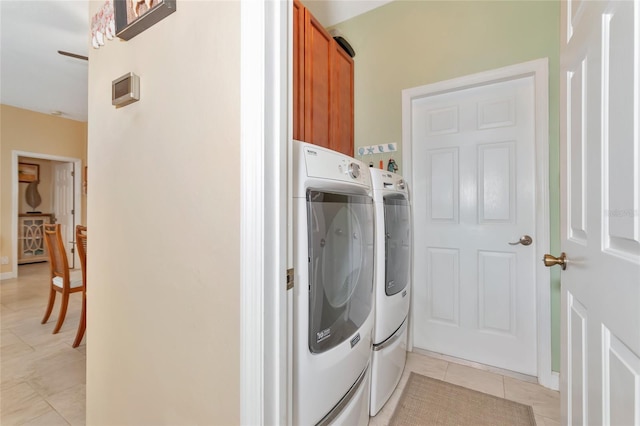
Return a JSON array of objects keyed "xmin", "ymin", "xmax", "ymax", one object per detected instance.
[
  {"xmin": 43, "ymin": 224, "xmax": 70, "ymax": 282},
  {"xmin": 76, "ymin": 225, "xmax": 87, "ymax": 286}
]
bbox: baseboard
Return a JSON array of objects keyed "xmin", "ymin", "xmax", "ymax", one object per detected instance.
[
  {"xmin": 1, "ymin": 271, "xmax": 17, "ymax": 280},
  {"xmin": 413, "ymin": 348, "xmax": 561, "ymax": 391},
  {"xmin": 412, "ymin": 347, "xmax": 539, "ymax": 384},
  {"xmin": 549, "ymin": 371, "xmax": 560, "ymax": 391}
]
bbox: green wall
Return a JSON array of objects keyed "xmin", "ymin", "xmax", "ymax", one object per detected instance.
[{"xmin": 333, "ymin": 0, "xmax": 561, "ymax": 372}]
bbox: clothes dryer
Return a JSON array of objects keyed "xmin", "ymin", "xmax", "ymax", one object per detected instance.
[
  {"xmin": 369, "ymin": 169, "xmax": 411, "ymax": 416},
  {"xmin": 293, "ymin": 141, "xmax": 375, "ymax": 425}
]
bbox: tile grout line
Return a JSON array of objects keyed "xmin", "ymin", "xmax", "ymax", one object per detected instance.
[{"xmin": 443, "ymin": 360, "xmax": 451, "ymax": 382}]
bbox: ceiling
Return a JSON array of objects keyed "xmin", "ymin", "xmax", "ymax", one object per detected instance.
[
  {"xmin": 1, "ymin": 1, "xmax": 89, "ymax": 122},
  {"xmin": 0, "ymin": 0, "xmax": 390, "ymax": 124},
  {"xmin": 305, "ymin": 0, "xmax": 393, "ymax": 27}
]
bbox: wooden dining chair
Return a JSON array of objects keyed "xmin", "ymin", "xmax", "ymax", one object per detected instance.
[
  {"xmin": 42, "ymin": 223, "xmax": 84, "ymax": 334},
  {"xmin": 73, "ymin": 225, "xmax": 87, "ymax": 347}
]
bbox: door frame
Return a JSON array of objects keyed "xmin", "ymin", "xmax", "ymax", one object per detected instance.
[
  {"xmin": 401, "ymin": 58, "xmax": 556, "ymax": 389},
  {"xmin": 8, "ymin": 150, "xmax": 82, "ymax": 280},
  {"xmin": 240, "ymin": 0, "xmax": 290, "ymax": 424}
]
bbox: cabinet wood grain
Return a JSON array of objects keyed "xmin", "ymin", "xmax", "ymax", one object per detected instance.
[
  {"xmin": 293, "ymin": 0, "xmax": 305, "ymax": 140},
  {"xmin": 294, "ymin": 0, "xmax": 354, "ymax": 156},
  {"xmin": 331, "ymin": 44, "xmax": 354, "ymax": 156}
]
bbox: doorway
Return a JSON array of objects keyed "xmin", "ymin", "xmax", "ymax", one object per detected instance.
[
  {"xmin": 11, "ymin": 150, "xmax": 82, "ymax": 277},
  {"xmin": 402, "ymin": 59, "xmax": 555, "ymax": 388}
]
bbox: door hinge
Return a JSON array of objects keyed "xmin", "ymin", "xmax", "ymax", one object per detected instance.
[
  {"xmin": 71, "ymin": 171, "xmax": 75, "ymax": 177},
  {"xmin": 71, "ymin": 209, "xmax": 75, "ymax": 215},
  {"xmin": 71, "ymin": 247, "xmax": 75, "ymax": 254},
  {"xmin": 287, "ymin": 268, "xmax": 294, "ymax": 290}
]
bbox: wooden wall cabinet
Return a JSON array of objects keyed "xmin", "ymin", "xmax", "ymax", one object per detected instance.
[
  {"xmin": 18, "ymin": 213, "xmax": 54, "ymax": 264},
  {"xmin": 330, "ymin": 43, "xmax": 354, "ymax": 156},
  {"xmin": 293, "ymin": 0, "xmax": 305, "ymax": 141},
  {"xmin": 293, "ymin": 0, "xmax": 354, "ymax": 157}
]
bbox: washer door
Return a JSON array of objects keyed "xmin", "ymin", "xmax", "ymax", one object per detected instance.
[
  {"xmin": 384, "ymin": 194, "xmax": 411, "ymax": 296},
  {"xmin": 307, "ymin": 190, "xmax": 374, "ymax": 354}
]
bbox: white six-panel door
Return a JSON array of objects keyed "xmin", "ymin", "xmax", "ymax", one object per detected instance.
[
  {"xmin": 53, "ymin": 162, "xmax": 75, "ymax": 268},
  {"xmin": 410, "ymin": 76, "xmax": 538, "ymax": 375},
  {"xmin": 560, "ymin": 0, "xmax": 640, "ymax": 424}
]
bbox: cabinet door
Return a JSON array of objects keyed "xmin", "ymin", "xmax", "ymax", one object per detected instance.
[
  {"xmin": 330, "ymin": 45, "xmax": 354, "ymax": 156},
  {"xmin": 292, "ymin": 0, "xmax": 304, "ymax": 140},
  {"xmin": 18, "ymin": 215, "xmax": 51, "ymax": 264},
  {"xmin": 303, "ymin": 9, "xmax": 332, "ymax": 149}
]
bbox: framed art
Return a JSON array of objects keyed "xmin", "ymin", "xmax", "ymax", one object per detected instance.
[
  {"xmin": 18, "ymin": 163, "xmax": 39, "ymax": 183},
  {"xmin": 114, "ymin": 0, "xmax": 176, "ymax": 41}
]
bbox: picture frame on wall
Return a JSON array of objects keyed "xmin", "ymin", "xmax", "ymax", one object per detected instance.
[
  {"xmin": 114, "ymin": 0, "xmax": 176, "ymax": 41},
  {"xmin": 18, "ymin": 163, "xmax": 39, "ymax": 183}
]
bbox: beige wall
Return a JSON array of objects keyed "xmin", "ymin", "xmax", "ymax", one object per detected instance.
[
  {"xmin": 0, "ymin": 105, "xmax": 87, "ymax": 276},
  {"xmin": 18, "ymin": 158, "xmax": 54, "ymax": 214},
  {"xmin": 86, "ymin": 1, "xmax": 240, "ymax": 424},
  {"xmin": 332, "ymin": 1, "xmax": 561, "ymax": 370}
]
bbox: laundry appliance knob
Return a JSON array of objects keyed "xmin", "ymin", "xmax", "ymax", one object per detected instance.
[{"xmin": 348, "ymin": 162, "xmax": 361, "ymax": 179}]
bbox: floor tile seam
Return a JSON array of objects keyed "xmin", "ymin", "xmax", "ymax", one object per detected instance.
[
  {"xmin": 44, "ymin": 386, "xmax": 82, "ymax": 411},
  {"xmin": 24, "ymin": 376, "xmax": 79, "ymax": 414},
  {"xmin": 0, "ymin": 327, "xmax": 21, "ymax": 341},
  {"xmin": 25, "ymin": 352, "xmax": 87, "ymax": 377},
  {"xmin": 27, "ymin": 368, "xmax": 86, "ymax": 400},
  {"xmin": 0, "ymin": 346, "xmax": 37, "ymax": 364},
  {"xmin": 536, "ymin": 413, "xmax": 561, "ymax": 423},
  {"xmin": 0, "ymin": 303, "xmax": 18, "ymax": 313},
  {"xmin": 442, "ymin": 360, "xmax": 452, "ymax": 382},
  {"xmin": 0, "ymin": 378, "xmax": 30, "ymax": 394},
  {"xmin": 503, "ymin": 376, "xmax": 561, "ymax": 400},
  {"xmin": 485, "ymin": 372, "xmax": 506, "ymax": 398},
  {"xmin": 6, "ymin": 328, "xmax": 37, "ymax": 353},
  {"xmin": 27, "ymin": 409, "xmax": 73, "ymax": 426},
  {"xmin": 46, "ymin": 385, "xmax": 87, "ymax": 425},
  {"xmin": 2, "ymin": 380, "xmax": 55, "ymax": 422}
]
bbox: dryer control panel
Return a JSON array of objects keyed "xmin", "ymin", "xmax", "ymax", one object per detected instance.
[
  {"xmin": 370, "ymin": 168, "xmax": 409, "ymax": 196},
  {"xmin": 303, "ymin": 145, "xmax": 371, "ymax": 186}
]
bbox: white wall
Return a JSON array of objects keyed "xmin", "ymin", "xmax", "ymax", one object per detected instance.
[{"xmin": 86, "ymin": 1, "xmax": 240, "ymax": 424}]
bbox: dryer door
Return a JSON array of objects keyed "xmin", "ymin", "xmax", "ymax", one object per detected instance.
[
  {"xmin": 384, "ymin": 194, "xmax": 411, "ymax": 296},
  {"xmin": 307, "ymin": 190, "xmax": 375, "ymax": 354}
]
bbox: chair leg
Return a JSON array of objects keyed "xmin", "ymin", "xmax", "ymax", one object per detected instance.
[
  {"xmin": 41, "ymin": 288, "xmax": 56, "ymax": 324},
  {"xmin": 53, "ymin": 291, "xmax": 70, "ymax": 334},
  {"xmin": 72, "ymin": 294, "xmax": 86, "ymax": 348}
]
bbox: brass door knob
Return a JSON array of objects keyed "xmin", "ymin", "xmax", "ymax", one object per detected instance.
[{"xmin": 543, "ymin": 253, "xmax": 567, "ymax": 270}]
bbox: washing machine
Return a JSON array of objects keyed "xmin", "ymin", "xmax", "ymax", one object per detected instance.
[
  {"xmin": 293, "ymin": 141, "xmax": 375, "ymax": 425},
  {"xmin": 369, "ymin": 168, "xmax": 411, "ymax": 416}
]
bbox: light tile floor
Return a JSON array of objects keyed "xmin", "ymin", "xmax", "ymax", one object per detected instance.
[
  {"xmin": 369, "ymin": 352, "xmax": 561, "ymax": 426},
  {"xmin": 3, "ymin": 263, "xmax": 560, "ymax": 425},
  {"xmin": 1, "ymin": 262, "xmax": 85, "ymax": 425}
]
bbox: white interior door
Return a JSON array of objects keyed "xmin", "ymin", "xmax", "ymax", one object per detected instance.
[
  {"xmin": 410, "ymin": 75, "xmax": 538, "ymax": 375},
  {"xmin": 53, "ymin": 162, "xmax": 75, "ymax": 268},
  {"xmin": 560, "ymin": 0, "xmax": 640, "ymax": 424}
]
